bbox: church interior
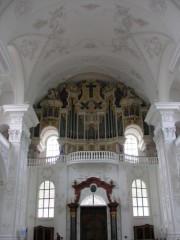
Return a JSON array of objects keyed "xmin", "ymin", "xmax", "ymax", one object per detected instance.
[{"xmin": 0, "ymin": 1, "xmax": 180, "ymax": 240}]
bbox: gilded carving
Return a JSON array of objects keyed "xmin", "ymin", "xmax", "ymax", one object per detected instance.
[{"xmin": 34, "ymin": 80, "xmax": 148, "ymax": 147}]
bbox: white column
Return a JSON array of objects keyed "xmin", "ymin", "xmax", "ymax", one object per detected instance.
[
  {"xmin": 0, "ymin": 104, "xmax": 38, "ymax": 240},
  {"xmin": 146, "ymin": 102, "xmax": 180, "ymax": 240}
]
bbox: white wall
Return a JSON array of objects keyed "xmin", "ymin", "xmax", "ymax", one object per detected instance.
[{"xmin": 26, "ymin": 162, "xmax": 161, "ymax": 240}]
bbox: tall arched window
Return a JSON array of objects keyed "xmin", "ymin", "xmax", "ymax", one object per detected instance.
[
  {"xmin": 46, "ymin": 136, "xmax": 59, "ymax": 157},
  {"xmin": 38, "ymin": 181, "xmax": 55, "ymax": 218},
  {"xmin": 124, "ymin": 135, "xmax": 138, "ymax": 156},
  {"xmin": 132, "ymin": 179, "xmax": 149, "ymax": 217}
]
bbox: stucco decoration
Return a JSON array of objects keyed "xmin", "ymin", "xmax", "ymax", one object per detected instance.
[
  {"xmin": 72, "ymin": 177, "xmax": 117, "ymax": 204},
  {"xmin": 8, "ymin": 129, "xmax": 22, "ymax": 143},
  {"xmin": 41, "ymin": 167, "xmax": 53, "ymax": 179},
  {"xmin": 48, "ymin": 5, "xmax": 68, "ymax": 54},
  {"xmin": 33, "ymin": 18, "xmax": 48, "ymax": 29},
  {"xmin": 81, "ymin": 3, "xmax": 100, "ymax": 10},
  {"xmin": 15, "ymin": 0, "xmax": 32, "ymax": 17},
  {"xmin": 144, "ymin": 37, "xmax": 163, "ymax": 58},
  {"xmin": 73, "ymin": 163, "xmax": 116, "ymax": 180},
  {"xmin": 149, "ymin": 0, "xmax": 167, "ymax": 16},
  {"xmin": 113, "ymin": 4, "xmax": 148, "ymax": 58},
  {"xmin": 20, "ymin": 39, "xmax": 39, "ymax": 61}
]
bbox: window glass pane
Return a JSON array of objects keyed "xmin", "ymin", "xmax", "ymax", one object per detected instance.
[
  {"xmin": 38, "ymin": 199, "xmax": 43, "ymax": 208},
  {"xmin": 138, "ymin": 207, "xmax": 143, "ymax": 216},
  {"xmin": 50, "ymin": 189, "xmax": 55, "ymax": 198},
  {"xmin": 38, "ymin": 209, "xmax": 43, "ymax": 218},
  {"xmin": 44, "ymin": 209, "xmax": 48, "ymax": 218},
  {"xmin": 45, "ymin": 181, "xmax": 49, "ymax": 189},
  {"xmin": 142, "ymin": 189, "xmax": 147, "ymax": 197},
  {"xmin": 132, "ymin": 181, "xmax": 136, "ymax": 188},
  {"xmin": 49, "ymin": 209, "xmax": 54, "ymax": 217},
  {"xmin": 132, "ymin": 198, "xmax": 137, "ymax": 206},
  {"xmin": 136, "ymin": 179, "xmax": 141, "ymax": 187},
  {"xmin": 133, "ymin": 207, "xmax": 138, "ymax": 216},
  {"xmin": 144, "ymin": 207, "xmax": 149, "ymax": 216},
  {"xmin": 132, "ymin": 188, "xmax": 136, "ymax": 197},
  {"xmin": 141, "ymin": 181, "xmax": 146, "ymax": 188},
  {"xmin": 44, "ymin": 190, "xmax": 49, "ymax": 198},
  {"xmin": 137, "ymin": 198, "xmax": 143, "ymax": 206},
  {"xmin": 136, "ymin": 189, "xmax": 142, "ymax": 197},
  {"xmin": 44, "ymin": 199, "xmax": 49, "ymax": 208},
  {"xmin": 49, "ymin": 199, "xmax": 54, "ymax": 207},
  {"xmin": 39, "ymin": 190, "xmax": 44, "ymax": 198},
  {"xmin": 50, "ymin": 182, "xmax": 54, "ymax": 189},
  {"xmin": 124, "ymin": 135, "xmax": 138, "ymax": 156},
  {"xmin": 40, "ymin": 182, "xmax": 44, "ymax": 190},
  {"xmin": 143, "ymin": 198, "xmax": 148, "ymax": 206},
  {"xmin": 46, "ymin": 136, "xmax": 60, "ymax": 157}
]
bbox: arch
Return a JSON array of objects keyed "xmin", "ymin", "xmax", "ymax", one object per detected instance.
[
  {"xmin": 124, "ymin": 124, "xmax": 145, "ymax": 151},
  {"xmin": 72, "ymin": 177, "xmax": 116, "ymax": 204},
  {"xmin": 8, "ymin": 45, "xmax": 25, "ymax": 103},
  {"xmin": 158, "ymin": 41, "xmax": 176, "ymax": 101},
  {"xmin": 38, "ymin": 126, "xmax": 59, "ymax": 152}
]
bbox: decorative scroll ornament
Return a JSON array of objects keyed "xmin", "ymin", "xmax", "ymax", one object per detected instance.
[
  {"xmin": 162, "ymin": 127, "xmax": 176, "ymax": 141},
  {"xmin": 8, "ymin": 129, "xmax": 22, "ymax": 143}
]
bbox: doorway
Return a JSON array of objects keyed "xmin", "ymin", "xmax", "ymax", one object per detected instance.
[{"xmin": 80, "ymin": 206, "xmax": 107, "ymax": 240}]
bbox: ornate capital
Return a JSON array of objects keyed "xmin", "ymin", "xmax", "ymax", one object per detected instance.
[
  {"xmin": 162, "ymin": 127, "xmax": 176, "ymax": 142},
  {"xmin": 8, "ymin": 129, "xmax": 22, "ymax": 143}
]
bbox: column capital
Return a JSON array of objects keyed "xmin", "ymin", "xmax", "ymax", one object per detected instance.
[
  {"xmin": 1, "ymin": 104, "xmax": 39, "ymax": 142},
  {"xmin": 1, "ymin": 104, "xmax": 39, "ymax": 128},
  {"xmin": 145, "ymin": 102, "xmax": 180, "ymax": 141}
]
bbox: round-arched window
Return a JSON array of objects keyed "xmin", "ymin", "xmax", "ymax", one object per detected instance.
[
  {"xmin": 46, "ymin": 136, "xmax": 60, "ymax": 157},
  {"xmin": 124, "ymin": 135, "xmax": 138, "ymax": 156}
]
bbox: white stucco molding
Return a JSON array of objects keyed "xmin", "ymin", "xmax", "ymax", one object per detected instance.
[
  {"xmin": 145, "ymin": 102, "xmax": 180, "ymax": 137},
  {"xmin": 169, "ymin": 41, "xmax": 180, "ymax": 73},
  {"xmin": 1, "ymin": 104, "xmax": 39, "ymax": 136},
  {"xmin": 0, "ymin": 39, "xmax": 14, "ymax": 76}
]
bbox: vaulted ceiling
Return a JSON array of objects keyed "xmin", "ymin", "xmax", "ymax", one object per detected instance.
[{"xmin": 0, "ymin": 0, "xmax": 180, "ymax": 105}]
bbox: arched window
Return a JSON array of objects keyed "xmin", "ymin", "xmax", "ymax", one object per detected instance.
[
  {"xmin": 132, "ymin": 179, "xmax": 149, "ymax": 217},
  {"xmin": 124, "ymin": 135, "xmax": 138, "ymax": 156},
  {"xmin": 38, "ymin": 181, "xmax": 55, "ymax": 218},
  {"xmin": 46, "ymin": 136, "xmax": 59, "ymax": 157}
]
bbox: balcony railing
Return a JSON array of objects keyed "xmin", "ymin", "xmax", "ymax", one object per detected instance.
[{"xmin": 28, "ymin": 151, "xmax": 158, "ymax": 167}]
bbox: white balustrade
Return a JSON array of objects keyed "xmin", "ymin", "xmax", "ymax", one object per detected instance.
[{"xmin": 28, "ymin": 151, "xmax": 158, "ymax": 167}]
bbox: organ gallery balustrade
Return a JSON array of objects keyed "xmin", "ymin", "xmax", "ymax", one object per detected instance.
[{"xmin": 28, "ymin": 151, "xmax": 158, "ymax": 166}]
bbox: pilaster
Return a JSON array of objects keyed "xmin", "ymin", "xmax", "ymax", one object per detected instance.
[
  {"xmin": 0, "ymin": 104, "xmax": 39, "ymax": 240},
  {"xmin": 146, "ymin": 102, "xmax": 180, "ymax": 240}
]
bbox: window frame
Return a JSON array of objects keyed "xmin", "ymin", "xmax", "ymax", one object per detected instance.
[
  {"xmin": 37, "ymin": 180, "xmax": 55, "ymax": 219},
  {"xmin": 124, "ymin": 134, "xmax": 138, "ymax": 156},
  {"xmin": 46, "ymin": 135, "xmax": 60, "ymax": 157},
  {"xmin": 131, "ymin": 179, "xmax": 150, "ymax": 217}
]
